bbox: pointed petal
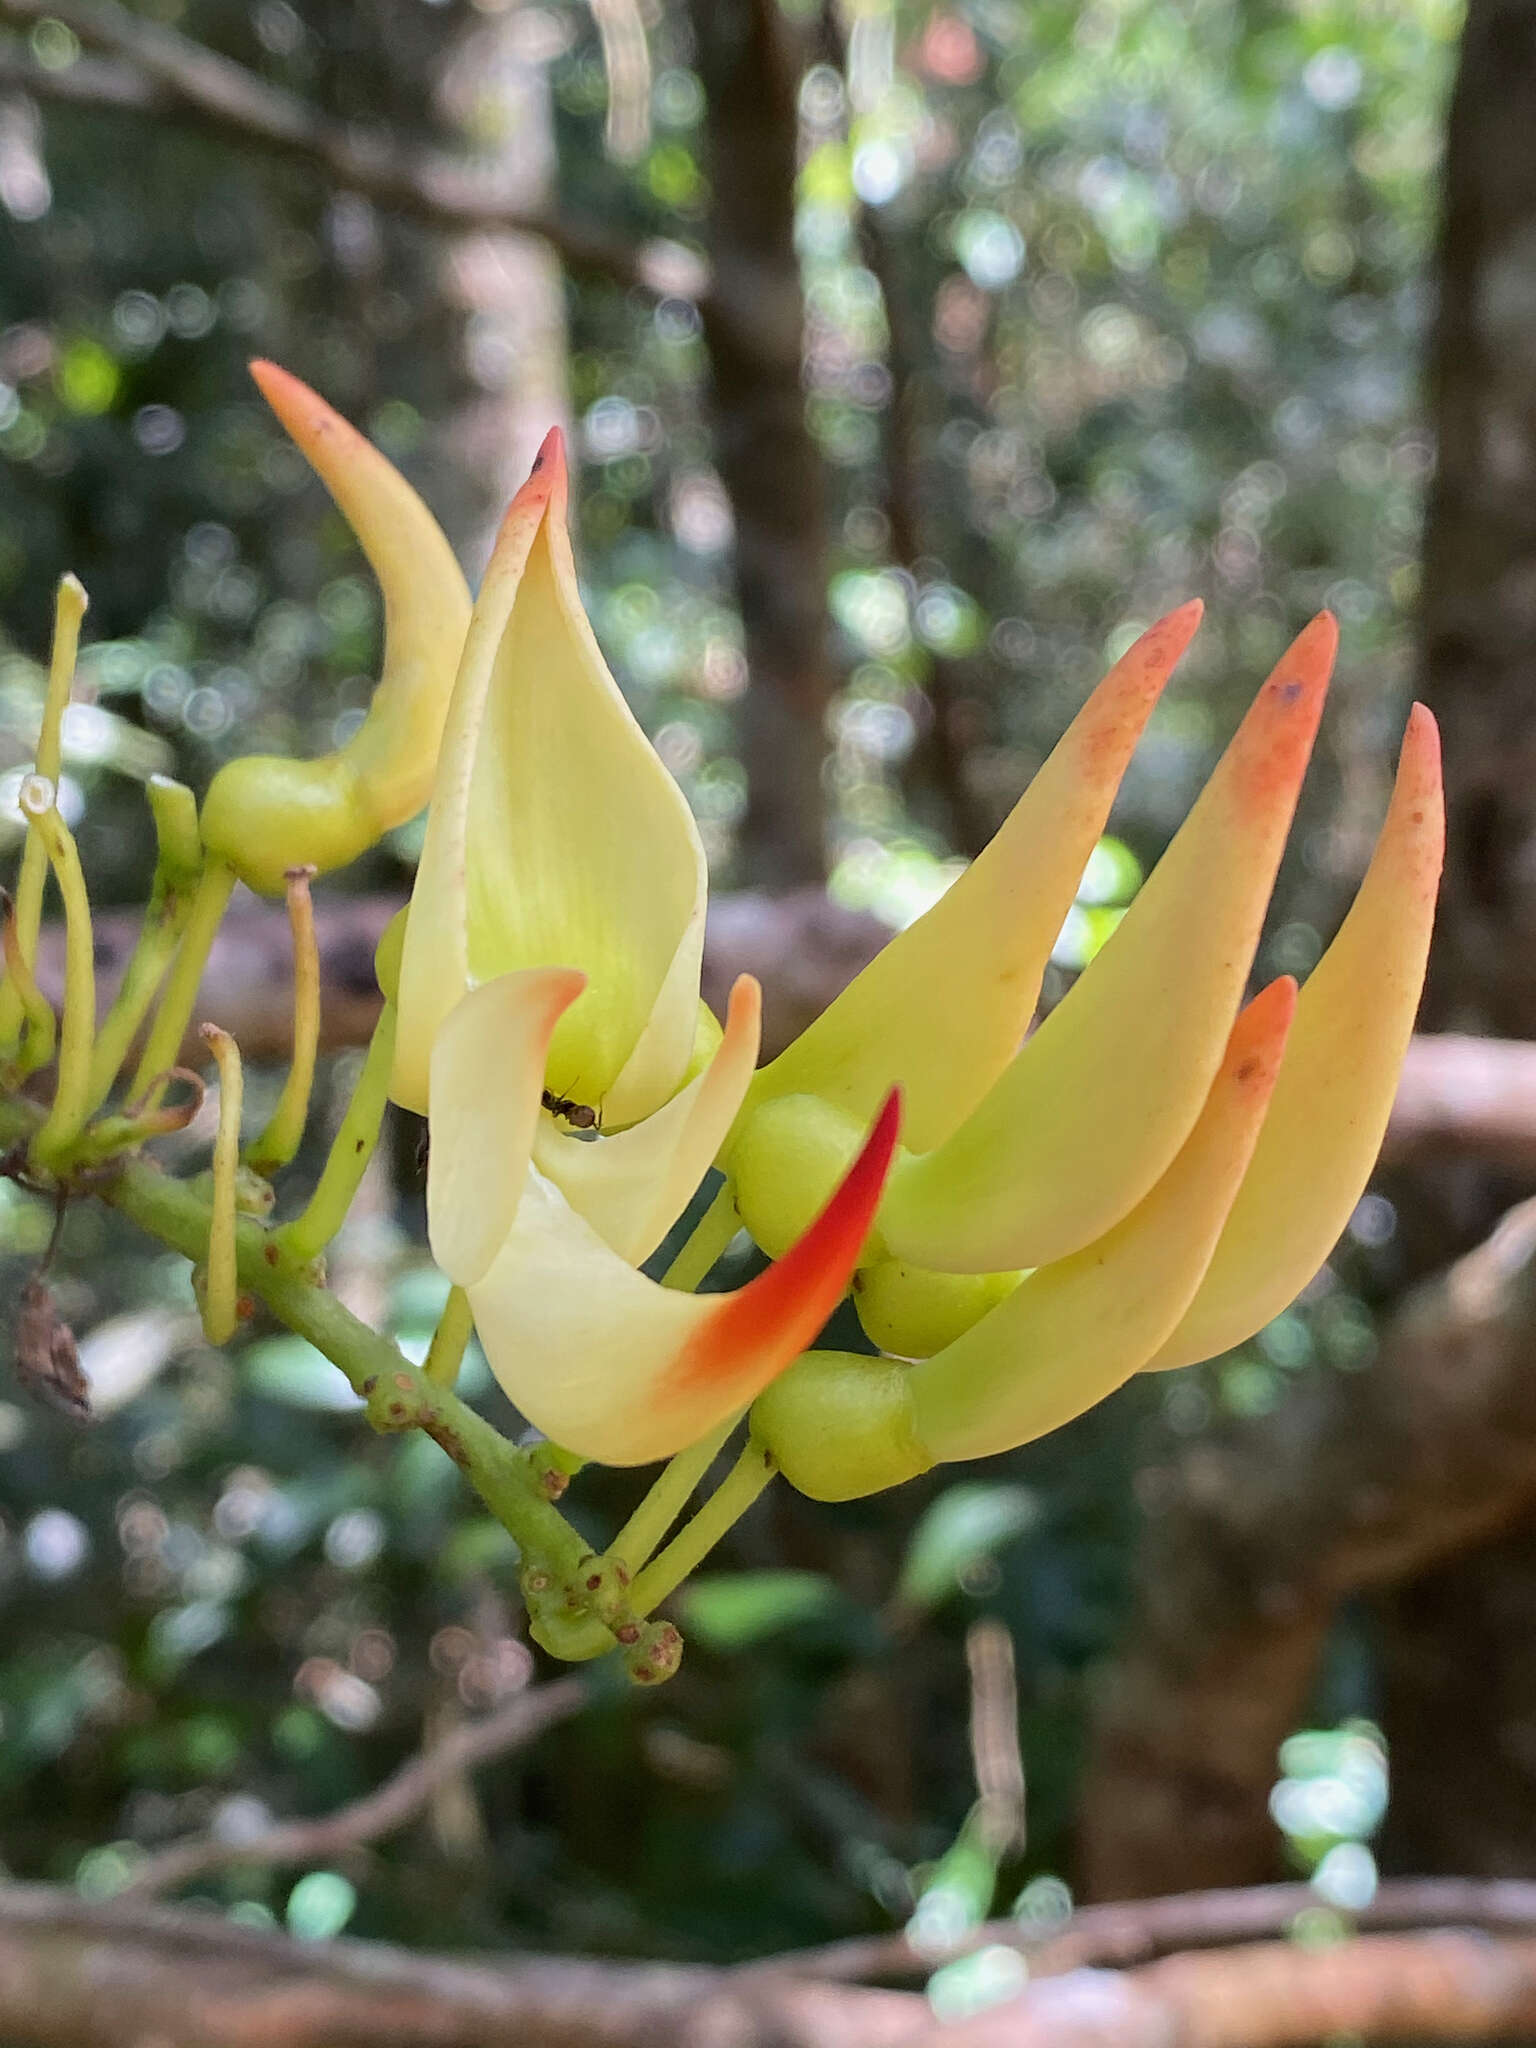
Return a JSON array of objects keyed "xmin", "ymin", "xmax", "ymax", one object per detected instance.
[
  {"xmin": 394, "ymin": 430, "xmax": 708, "ymax": 1118},
  {"xmin": 249, "ymin": 363, "xmax": 472, "ymax": 832},
  {"xmin": 1147, "ymin": 707, "xmax": 1444, "ymax": 1371},
  {"xmin": 469, "ymin": 1092, "xmax": 901, "ymax": 1464},
  {"xmin": 907, "ymin": 980, "xmax": 1296, "ymax": 1464},
  {"xmin": 203, "ymin": 369, "xmax": 474, "ymax": 898},
  {"xmin": 427, "ymin": 968, "xmax": 587, "ymax": 1289},
  {"xmin": 534, "ymin": 975, "xmax": 762, "ymax": 1264},
  {"xmin": 882, "ymin": 614, "xmax": 1336, "ymax": 1274},
  {"xmin": 737, "ymin": 603, "xmax": 1202, "ymax": 1153}
]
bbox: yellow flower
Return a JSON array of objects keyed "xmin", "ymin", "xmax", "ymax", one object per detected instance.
[
  {"xmin": 201, "ymin": 365, "xmax": 471, "ymax": 895},
  {"xmin": 391, "ymin": 436, "xmax": 901, "ymax": 1463},
  {"xmin": 733, "ymin": 616, "xmax": 1443, "ymax": 1497}
]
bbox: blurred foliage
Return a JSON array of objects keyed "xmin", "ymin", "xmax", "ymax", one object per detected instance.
[{"xmin": 0, "ymin": 0, "xmax": 1455, "ymax": 1971}]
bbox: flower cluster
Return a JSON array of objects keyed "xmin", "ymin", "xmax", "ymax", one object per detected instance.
[{"xmin": 0, "ymin": 365, "xmax": 1443, "ymax": 1667}]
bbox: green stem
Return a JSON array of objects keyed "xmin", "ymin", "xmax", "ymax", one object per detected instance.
[
  {"xmin": 126, "ymin": 859, "xmax": 236, "ymax": 1105},
  {"xmin": 246, "ymin": 867, "xmax": 320, "ymax": 1176},
  {"xmin": 423, "ymin": 1285, "xmax": 475, "ymax": 1388},
  {"xmin": 277, "ymin": 1004, "xmax": 396, "ymax": 1266},
  {"xmin": 200, "ymin": 1024, "xmax": 243, "ymax": 1344},
  {"xmin": 628, "ymin": 1439, "xmax": 777, "ymax": 1616},
  {"xmin": 24, "ymin": 792, "xmax": 96, "ymax": 1171},
  {"xmin": 0, "ymin": 575, "xmax": 85, "ymax": 1054},
  {"xmin": 661, "ymin": 1180, "xmax": 741, "ymax": 1291},
  {"xmin": 609, "ymin": 1415, "xmax": 738, "ymax": 1574},
  {"xmin": 85, "ymin": 778, "xmax": 202, "ymax": 1115},
  {"xmin": 0, "ymin": 1088, "xmax": 594, "ymax": 1583},
  {"xmin": 0, "ymin": 889, "xmax": 55, "ymax": 1078}
]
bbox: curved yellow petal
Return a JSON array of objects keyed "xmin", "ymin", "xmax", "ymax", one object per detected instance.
[
  {"xmin": 881, "ymin": 614, "xmax": 1336, "ymax": 1275},
  {"xmin": 907, "ymin": 978, "xmax": 1296, "ymax": 1464},
  {"xmin": 734, "ymin": 603, "xmax": 1202, "ymax": 1155},
  {"xmin": 201, "ymin": 364, "xmax": 473, "ymax": 895},
  {"xmin": 534, "ymin": 975, "xmax": 762, "ymax": 1264},
  {"xmin": 469, "ymin": 1092, "xmax": 901, "ymax": 1464},
  {"xmin": 427, "ymin": 968, "xmax": 587, "ymax": 1290},
  {"xmin": 394, "ymin": 431, "xmax": 707, "ymax": 1117},
  {"xmin": 1146, "ymin": 706, "xmax": 1444, "ymax": 1371}
]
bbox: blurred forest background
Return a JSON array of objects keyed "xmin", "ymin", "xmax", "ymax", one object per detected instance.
[{"xmin": 7, "ymin": 0, "xmax": 1536, "ymax": 2012}]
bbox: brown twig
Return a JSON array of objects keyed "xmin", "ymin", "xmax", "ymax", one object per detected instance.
[
  {"xmin": 119, "ymin": 1675, "xmax": 589, "ymax": 1899},
  {"xmin": 898, "ymin": 1931, "xmax": 1536, "ymax": 2048},
  {"xmin": 12, "ymin": 1885, "xmax": 1536, "ymax": 2047},
  {"xmin": 0, "ymin": 0, "xmax": 700, "ymax": 300},
  {"xmin": 767, "ymin": 1876, "xmax": 1536, "ymax": 1986},
  {"xmin": 966, "ymin": 1617, "xmax": 1026, "ymax": 1860},
  {"xmin": 0, "ymin": 1884, "xmax": 919, "ymax": 2048}
]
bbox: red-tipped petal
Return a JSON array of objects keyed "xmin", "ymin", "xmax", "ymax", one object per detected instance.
[
  {"xmin": 739, "ymin": 605, "xmax": 1202, "ymax": 1153},
  {"xmin": 882, "ymin": 614, "xmax": 1335, "ymax": 1274},
  {"xmin": 465, "ymin": 1092, "xmax": 902, "ymax": 1466},
  {"xmin": 670, "ymin": 1088, "xmax": 902, "ymax": 1405}
]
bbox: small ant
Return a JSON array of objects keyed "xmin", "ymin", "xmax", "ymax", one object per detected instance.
[{"xmin": 542, "ymin": 1089, "xmax": 600, "ymax": 1131}]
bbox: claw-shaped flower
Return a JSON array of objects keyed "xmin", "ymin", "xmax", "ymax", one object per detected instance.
[
  {"xmin": 736, "ymin": 612, "xmax": 1444, "ymax": 1498},
  {"xmin": 392, "ymin": 436, "xmax": 901, "ymax": 1462},
  {"xmin": 201, "ymin": 364, "xmax": 472, "ymax": 895}
]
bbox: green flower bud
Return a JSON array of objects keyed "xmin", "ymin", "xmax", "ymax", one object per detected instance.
[
  {"xmin": 731, "ymin": 1092, "xmax": 899, "ymax": 1261},
  {"xmin": 751, "ymin": 1350, "xmax": 933, "ymax": 1502},
  {"xmin": 854, "ymin": 1256, "xmax": 1025, "ymax": 1358}
]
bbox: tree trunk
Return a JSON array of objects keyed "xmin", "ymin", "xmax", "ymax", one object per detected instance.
[
  {"xmin": 1375, "ymin": 0, "xmax": 1536, "ymax": 1878},
  {"xmin": 690, "ymin": 0, "xmax": 836, "ymax": 887}
]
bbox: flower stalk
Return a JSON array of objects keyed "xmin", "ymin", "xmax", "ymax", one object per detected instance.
[
  {"xmin": 277, "ymin": 1003, "xmax": 397, "ymax": 1266},
  {"xmin": 126, "ymin": 858, "xmax": 236, "ymax": 1106},
  {"xmin": 200, "ymin": 1023, "xmax": 243, "ymax": 1345},
  {"xmin": 422, "ymin": 1284, "xmax": 476, "ymax": 1389},
  {"xmin": 85, "ymin": 776, "xmax": 202, "ymax": 1114},
  {"xmin": 628, "ymin": 1438, "xmax": 778, "ymax": 1616},
  {"xmin": 0, "ymin": 574, "xmax": 85, "ymax": 1055},
  {"xmin": 246, "ymin": 865, "xmax": 321, "ymax": 1177},
  {"xmin": 22, "ymin": 779, "xmax": 97, "ymax": 1172}
]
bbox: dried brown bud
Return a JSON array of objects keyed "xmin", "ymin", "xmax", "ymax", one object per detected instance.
[{"xmin": 14, "ymin": 1276, "xmax": 90, "ymax": 1423}]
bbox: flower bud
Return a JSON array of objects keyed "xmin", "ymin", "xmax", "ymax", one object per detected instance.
[
  {"xmin": 751, "ymin": 1351, "xmax": 933, "ymax": 1502},
  {"xmin": 854, "ymin": 1256, "xmax": 1024, "ymax": 1359},
  {"xmin": 730, "ymin": 1092, "xmax": 898, "ymax": 1261},
  {"xmin": 200, "ymin": 364, "xmax": 470, "ymax": 896}
]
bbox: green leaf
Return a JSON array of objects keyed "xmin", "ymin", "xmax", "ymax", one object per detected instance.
[
  {"xmin": 895, "ymin": 1482, "xmax": 1039, "ymax": 1612},
  {"xmin": 680, "ymin": 1569, "xmax": 843, "ymax": 1651}
]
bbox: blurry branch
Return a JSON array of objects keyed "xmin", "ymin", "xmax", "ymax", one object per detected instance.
[
  {"xmin": 966, "ymin": 1617, "xmax": 1027, "ymax": 1861},
  {"xmin": 1078, "ymin": 1190, "xmax": 1536, "ymax": 1899},
  {"xmin": 1390, "ymin": 1032, "xmax": 1536, "ymax": 1166},
  {"xmin": 0, "ymin": 1886, "xmax": 916, "ymax": 2048},
  {"xmin": 0, "ymin": 0, "xmax": 702, "ymax": 301},
  {"xmin": 588, "ymin": 0, "xmax": 651, "ymax": 164},
  {"xmin": 910, "ymin": 1931, "xmax": 1536, "ymax": 2048},
  {"xmin": 118, "ymin": 1674, "xmax": 588, "ymax": 1900},
  {"xmin": 12, "ymin": 1887, "xmax": 1536, "ymax": 2048},
  {"xmin": 774, "ymin": 1875, "xmax": 1536, "ymax": 1984},
  {"xmin": 41, "ymin": 891, "xmax": 1536, "ymax": 1164}
]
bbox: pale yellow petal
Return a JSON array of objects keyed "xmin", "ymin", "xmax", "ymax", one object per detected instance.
[
  {"xmin": 396, "ymin": 431, "xmax": 706, "ymax": 1120},
  {"xmin": 1146, "ymin": 706, "xmax": 1444, "ymax": 1371},
  {"xmin": 426, "ymin": 968, "xmax": 587, "ymax": 1289},
  {"xmin": 881, "ymin": 614, "xmax": 1336, "ymax": 1274},
  {"xmin": 534, "ymin": 976, "xmax": 762, "ymax": 1264},
  {"xmin": 469, "ymin": 1093, "xmax": 901, "ymax": 1465},
  {"xmin": 907, "ymin": 979, "xmax": 1296, "ymax": 1463},
  {"xmin": 734, "ymin": 603, "xmax": 1202, "ymax": 1154},
  {"xmin": 202, "ymin": 364, "xmax": 473, "ymax": 895}
]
